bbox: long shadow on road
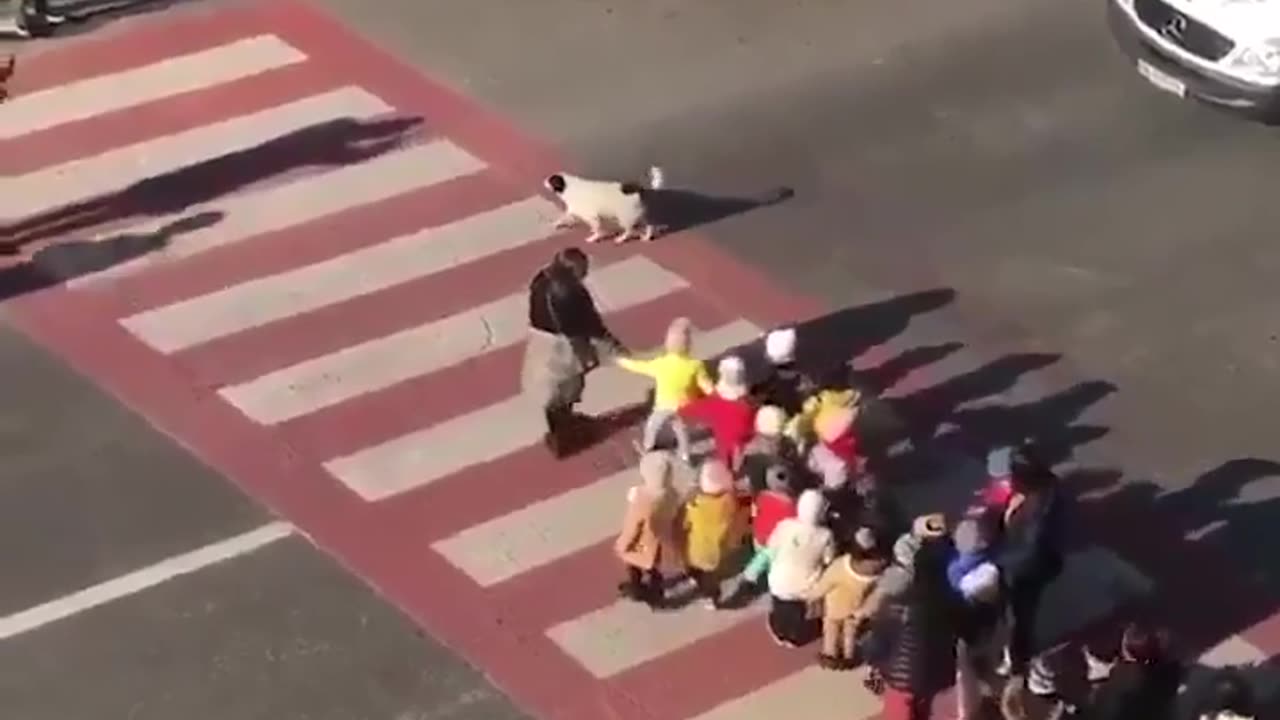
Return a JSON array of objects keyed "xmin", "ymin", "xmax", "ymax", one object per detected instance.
[
  {"xmin": 3, "ymin": 115, "xmax": 423, "ymax": 251},
  {"xmin": 0, "ymin": 209, "xmax": 222, "ymax": 301}
]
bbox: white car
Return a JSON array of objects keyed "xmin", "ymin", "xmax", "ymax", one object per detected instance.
[{"xmin": 1108, "ymin": 0, "xmax": 1280, "ymax": 121}]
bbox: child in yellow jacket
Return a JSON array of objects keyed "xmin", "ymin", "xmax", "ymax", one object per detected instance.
[
  {"xmin": 681, "ymin": 460, "xmax": 749, "ymax": 609},
  {"xmin": 616, "ymin": 317, "xmax": 713, "ymax": 462}
]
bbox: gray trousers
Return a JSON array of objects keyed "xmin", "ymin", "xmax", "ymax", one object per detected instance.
[{"xmin": 641, "ymin": 407, "xmax": 690, "ymax": 456}]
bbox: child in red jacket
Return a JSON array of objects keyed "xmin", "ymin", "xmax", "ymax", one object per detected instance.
[
  {"xmin": 679, "ymin": 355, "xmax": 757, "ymax": 471},
  {"xmin": 719, "ymin": 463, "xmax": 797, "ymax": 607}
]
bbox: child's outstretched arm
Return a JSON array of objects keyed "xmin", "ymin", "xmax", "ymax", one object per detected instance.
[{"xmin": 616, "ymin": 355, "xmax": 655, "ymax": 377}]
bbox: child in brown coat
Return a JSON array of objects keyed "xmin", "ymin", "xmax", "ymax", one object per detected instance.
[
  {"xmin": 615, "ymin": 451, "xmax": 680, "ymax": 608},
  {"xmin": 805, "ymin": 525, "xmax": 889, "ymax": 670}
]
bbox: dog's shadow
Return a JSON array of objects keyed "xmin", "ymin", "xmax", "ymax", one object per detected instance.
[{"xmin": 648, "ymin": 185, "xmax": 795, "ymax": 236}]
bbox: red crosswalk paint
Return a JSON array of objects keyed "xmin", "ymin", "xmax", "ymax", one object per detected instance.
[{"xmin": 3, "ymin": 1, "xmax": 1273, "ymax": 718}]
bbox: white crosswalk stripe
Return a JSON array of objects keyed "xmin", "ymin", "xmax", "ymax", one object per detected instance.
[
  {"xmin": 0, "ymin": 35, "xmax": 307, "ymax": 140},
  {"xmin": 122, "ymin": 196, "xmax": 555, "ymax": 353}
]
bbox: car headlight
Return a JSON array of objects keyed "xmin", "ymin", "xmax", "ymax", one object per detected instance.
[{"xmin": 1231, "ymin": 41, "xmax": 1280, "ymax": 81}]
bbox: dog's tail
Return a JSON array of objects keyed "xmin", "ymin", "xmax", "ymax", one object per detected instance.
[{"xmin": 647, "ymin": 166, "xmax": 666, "ymax": 190}]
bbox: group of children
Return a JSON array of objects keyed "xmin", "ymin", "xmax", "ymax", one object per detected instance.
[{"xmin": 607, "ymin": 318, "xmax": 1266, "ymax": 720}]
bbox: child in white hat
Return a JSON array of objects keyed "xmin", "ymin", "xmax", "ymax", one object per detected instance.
[
  {"xmin": 679, "ymin": 355, "xmax": 758, "ymax": 471},
  {"xmin": 751, "ymin": 327, "xmax": 816, "ymax": 417}
]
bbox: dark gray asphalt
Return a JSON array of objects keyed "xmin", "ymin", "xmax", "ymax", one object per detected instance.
[{"xmin": 0, "ymin": 319, "xmax": 525, "ymax": 720}]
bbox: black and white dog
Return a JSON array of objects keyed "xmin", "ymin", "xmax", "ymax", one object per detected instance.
[{"xmin": 544, "ymin": 166, "xmax": 665, "ymax": 244}]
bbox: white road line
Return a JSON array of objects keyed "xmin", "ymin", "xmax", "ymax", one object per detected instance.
[
  {"xmin": 433, "ymin": 460, "xmax": 699, "ymax": 587},
  {"xmin": 122, "ymin": 196, "xmax": 558, "ymax": 354},
  {"xmin": 0, "ymin": 35, "xmax": 307, "ymax": 140},
  {"xmin": 323, "ymin": 319, "xmax": 761, "ymax": 502},
  {"xmin": 6, "ymin": 87, "xmax": 393, "ymax": 219},
  {"xmin": 1198, "ymin": 633, "xmax": 1267, "ymax": 667},
  {"xmin": 547, "ymin": 595, "xmax": 768, "ymax": 678},
  {"xmin": 219, "ymin": 255, "xmax": 690, "ymax": 426},
  {"xmin": 0, "ymin": 522, "xmax": 292, "ymax": 641},
  {"xmin": 64, "ymin": 140, "xmax": 485, "ymax": 287},
  {"xmin": 691, "ymin": 666, "xmax": 882, "ymax": 720}
]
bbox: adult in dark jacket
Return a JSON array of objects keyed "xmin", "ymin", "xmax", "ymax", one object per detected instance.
[
  {"xmin": 522, "ymin": 248, "xmax": 626, "ymax": 457},
  {"xmin": 994, "ymin": 443, "xmax": 1067, "ymax": 694},
  {"xmin": 872, "ymin": 518, "xmax": 958, "ymax": 720},
  {"xmin": 749, "ymin": 327, "xmax": 816, "ymax": 417}
]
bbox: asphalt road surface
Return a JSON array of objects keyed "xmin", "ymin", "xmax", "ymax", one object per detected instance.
[{"xmin": 2, "ymin": 0, "xmax": 1278, "ymax": 717}]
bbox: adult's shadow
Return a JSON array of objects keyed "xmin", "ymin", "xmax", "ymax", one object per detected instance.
[
  {"xmin": 1073, "ymin": 459, "xmax": 1280, "ymax": 659},
  {"xmin": 6, "ymin": 115, "xmax": 422, "ymax": 248},
  {"xmin": 0, "ymin": 210, "xmax": 223, "ymax": 301},
  {"xmin": 788, "ymin": 288, "xmax": 957, "ymax": 377},
  {"xmin": 649, "ymin": 185, "xmax": 795, "ymax": 236}
]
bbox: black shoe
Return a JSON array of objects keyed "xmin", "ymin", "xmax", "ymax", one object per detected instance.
[
  {"xmin": 543, "ymin": 431, "xmax": 567, "ymax": 459},
  {"xmin": 818, "ymin": 653, "xmax": 841, "ymax": 670},
  {"xmin": 617, "ymin": 580, "xmax": 643, "ymax": 601},
  {"xmin": 719, "ymin": 579, "xmax": 757, "ymax": 609}
]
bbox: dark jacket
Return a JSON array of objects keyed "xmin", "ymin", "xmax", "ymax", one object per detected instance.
[
  {"xmin": 875, "ymin": 538, "xmax": 958, "ymax": 695},
  {"xmin": 527, "ymin": 263, "xmax": 613, "ymax": 341},
  {"xmin": 750, "ymin": 362, "xmax": 815, "ymax": 417},
  {"xmin": 1081, "ymin": 659, "xmax": 1183, "ymax": 720},
  {"xmin": 996, "ymin": 484, "xmax": 1066, "ymax": 588}
]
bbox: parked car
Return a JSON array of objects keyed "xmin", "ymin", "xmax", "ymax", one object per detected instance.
[{"xmin": 1108, "ymin": 0, "xmax": 1280, "ymax": 122}]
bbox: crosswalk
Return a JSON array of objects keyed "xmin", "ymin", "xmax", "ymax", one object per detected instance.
[{"xmin": 2, "ymin": 2, "xmax": 1262, "ymax": 718}]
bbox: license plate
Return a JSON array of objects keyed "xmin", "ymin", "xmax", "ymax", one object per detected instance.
[{"xmin": 1137, "ymin": 59, "xmax": 1187, "ymax": 97}]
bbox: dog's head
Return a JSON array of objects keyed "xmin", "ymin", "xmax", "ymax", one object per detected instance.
[{"xmin": 544, "ymin": 173, "xmax": 568, "ymax": 195}]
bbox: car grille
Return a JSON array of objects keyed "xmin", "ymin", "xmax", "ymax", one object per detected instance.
[{"xmin": 1133, "ymin": 0, "xmax": 1235, "ymax": 61}]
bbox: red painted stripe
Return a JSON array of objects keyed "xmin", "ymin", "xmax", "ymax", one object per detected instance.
[
  {"xmin": 103, "ymin": 170, "xmax": 511, "ymax": 320},
  {"xmin": 291, "ymin": 290, "xmax": 727, "ymax": 506},
  {"xmin": 1, "ymin": 1, "xmax": 268, "ymax": 95},
  {"xmin": 166, "ymin": 236, "xmax": 643, "ymax": 391},
  {"xmin": 6, "ymin": 60, "xmax": 341, "ymax": 175}
]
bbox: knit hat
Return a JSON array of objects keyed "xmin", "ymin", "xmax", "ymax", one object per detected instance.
[
  {"xmin": 853, "ymin": 526, "xmax": 878, "ymax": 552},
  {"xmin": 952, "ymin": 517, "xmax": 990, "ymax": 554},
  {"xmin": 764, "ymin": 464, "xmax": 792, "ymax": 493},
  {"xmin": 987, "ymin": 446, "xmax": 1013, "ymax": 478},
  {"xmin": 959, "ymin": 562, "xmax": 1001, "ymax": 603},
  {"xmin": 664, "ymin": 317, "xmax": 692, "ymax": 354},
  {"xmin": 912, "ymin": 513, "xmax": 947, "ymax": 539},
  {"xmin": 715, "ymin": 355, "xmax": 749, "ymax": 400},
  {"xmin": 796, "ymin": 489, "xmax": 827, "ymax": 526},
  {"xmin": 638, "ymin": 451, "xmax": 673, "ymax": 497},
  {"xmin": 698, "ymin": 459, "xmax": 734, "ymax": 495},
  {"xmin": 754, "ymin": 405, "xmax": 786, "ymax": 437},
  {"xmin": 814, "ymin": 406, "xmax": 857, "ymax": 444},
  {"xmin": 764, "ymin": 328, "xmax": 797, "ymax": 364}
]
